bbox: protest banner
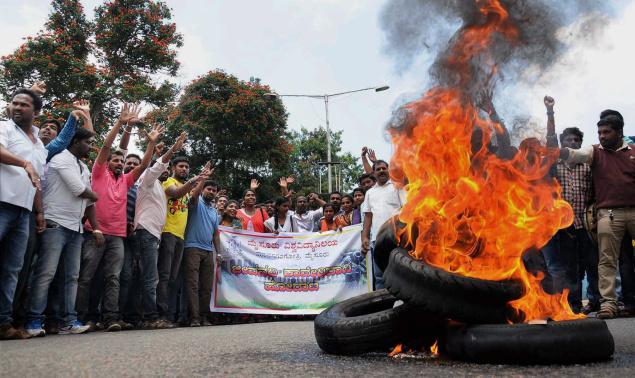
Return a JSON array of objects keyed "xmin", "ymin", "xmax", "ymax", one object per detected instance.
[{"xmin": 211, "ymin": 224, "xmax": 372, "ymax": 315}]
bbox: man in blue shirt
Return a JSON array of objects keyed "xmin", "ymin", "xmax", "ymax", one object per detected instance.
[{"xmin": 183, "ymin": 166, "xmax": 220, "ymax": 327}]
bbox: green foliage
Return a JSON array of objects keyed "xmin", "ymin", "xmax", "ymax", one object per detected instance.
[
  {"xmin": 286, "ymin": 127, "xmax": 364, "ymax": 196},
  {"xmin": 146, "ymin": 70, "xmax": 290, "ymax": 201},
  {"xmin": 0, "ymin": 0, "xmax": 182, "ymax": 133}
]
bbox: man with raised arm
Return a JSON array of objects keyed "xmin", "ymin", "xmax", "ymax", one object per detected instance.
[
  {"xmin": 76, "ymin": 105, "xmax": 162, "ymax": 332},
  {"xmin": 182, "ymin": 163, "xmax": 220, "ymax": 327},
  {"xmin": 541, "ymin": 96, "xmax": 599, "ymax": 314},
  {"xmin": 157, "ymin": 155, "xmax": 206, "ymax": 326},
  {"xmin": 557, "ymin": 110, "xmax": 635, "ymax": 319},
  {"xmin": 120, "ymin": 132, "xmax": 187, "ymax": 329},
  {"xmin": 361, "ymin": 160, "xmax": 406, "ymax": 290}
]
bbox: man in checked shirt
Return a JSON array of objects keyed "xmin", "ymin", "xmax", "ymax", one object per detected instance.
[{"xmin": 543, "ymin": 96, "xmax": 599, "ymax": 315}]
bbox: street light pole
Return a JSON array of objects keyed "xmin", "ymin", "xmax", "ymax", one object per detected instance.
[
  {"xmin": 324, "ymin": 95, "xmax": 332, "ymax": 193},
  {"xmin": 265, "ymin": 85, "xmax": 389, "ymax": 193}
]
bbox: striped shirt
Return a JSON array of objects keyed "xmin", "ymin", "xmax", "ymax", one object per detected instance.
[
  {"xmin": 555, "ymin": 160, "xmax": 592, "ymax": 229},
  {"xmin": 126, "ymin": 184, "xmax": 139, "ymax": 224}
]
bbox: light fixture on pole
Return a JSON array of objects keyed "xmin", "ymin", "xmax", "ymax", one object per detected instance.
[{"xmin": 265, "ymin": 85, "xmax": 389, "ymax": 193}]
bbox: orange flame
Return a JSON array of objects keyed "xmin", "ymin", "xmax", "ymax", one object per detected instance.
[
  {"xmin": 389, "ymin": 343, "xmax": 403, "ymax": 357},
  {"xmin": 430, "ymin": 341, "xmax": 439, "ymax": 356},
  {"xmin": 390, "ymin": 0, "xmax": 583, "ymax": 322}
]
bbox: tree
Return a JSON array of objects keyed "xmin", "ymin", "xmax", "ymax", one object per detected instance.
[
  {"xmin": 0, "ymin": 0, "xmax": 183, "ymax": 131},
  {"xmin": 146, "ymin": 70, "xmax": 290, "ymax": 200},
  {"xmin": 286, "ymin": 127, "xmax": 364, "ymax": 196}
]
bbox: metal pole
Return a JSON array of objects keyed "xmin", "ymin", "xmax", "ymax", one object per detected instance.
[{"xmin": 324, "ymin": 95, "xmax": 332, "ymax": 193}]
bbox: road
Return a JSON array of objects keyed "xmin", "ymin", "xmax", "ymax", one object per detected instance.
[{"xmin": 1, "ymin": 318, "xmax": 634, "ymax": 377}]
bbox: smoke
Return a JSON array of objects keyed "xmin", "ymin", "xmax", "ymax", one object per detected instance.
[{"xmin": 381, "ymin": 0, "xmax": 614, "ymax": 141}]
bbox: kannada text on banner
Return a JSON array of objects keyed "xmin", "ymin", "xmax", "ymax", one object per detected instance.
[{"xmin": 211, "ymin": 224, "xmax": 371, "ymax": 315}]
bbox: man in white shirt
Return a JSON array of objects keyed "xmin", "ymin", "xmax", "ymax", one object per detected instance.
[
  {"xmin": 25, "ymin": 128, "xmax": 99, "ymax": 336},
  {"xmin": 361, "ymin": 160, "xmax": 406, "ymax": 290},
  {"xmin": 119, "ymin": 132, "xmax": 186, "ymax": 329},
  {"xmin": 0, "ymin": 89, "xmax": 48, "ymax": 339},
  {"xmin": 290, "ymin": 193, "xmax": 326, "ymax": 232}
]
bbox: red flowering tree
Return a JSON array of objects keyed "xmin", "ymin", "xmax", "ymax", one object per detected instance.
[
  {"xmin": 146, "ymin": 70, "xmax": 291, "ymax": 199},
  {"xmin": 0, "ymin": 0, "xmax": 182, "ymax": 132}
]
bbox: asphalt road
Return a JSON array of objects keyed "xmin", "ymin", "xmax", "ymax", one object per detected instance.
[{"xmin": 1, "ymin": 318, "xmax": 634, "ymax": 377}]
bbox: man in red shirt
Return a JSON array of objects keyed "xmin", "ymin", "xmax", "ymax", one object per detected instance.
[
  {"xmin": 559, "ymin": 110, "xmax": 635, "ymax": 319},
  {"xmin": 76, "ymin": 104, "xmax": 162, "ymax": 331}
]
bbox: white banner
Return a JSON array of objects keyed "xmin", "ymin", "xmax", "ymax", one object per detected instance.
[{"xmin": 211, "ymin": 224, "xmax": 372, "ymax": 315}]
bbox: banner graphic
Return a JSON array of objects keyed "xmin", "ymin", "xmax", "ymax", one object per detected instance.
[{"xmin": 211, "ymin": 224, "xmax": 371, "ymax": 315}]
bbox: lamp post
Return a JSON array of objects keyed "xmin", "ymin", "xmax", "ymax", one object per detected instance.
[{"xmin": 265, "ymin": 85, "xmax": 389, "ymax": 192}]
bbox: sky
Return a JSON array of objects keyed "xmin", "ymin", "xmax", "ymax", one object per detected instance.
[{"xmin": 1, "ymin": 0, "xmax": 634, "ymax": 162}]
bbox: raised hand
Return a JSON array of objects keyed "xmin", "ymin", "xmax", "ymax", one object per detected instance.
[
  {"xmin": 118, "ymin": 103, "xmax": 141, "ymax": 124},
  {"xmin": 361, "ymin": 146, "xmax": 368, "ymax": 156},
  {"xmin": 73, "ymin": 99, "xmax": 90, "ymax": 112},
  {"xmin": 544, "ymin": 95, "xmax": 555, "ymax": 110},
  {"xmin": 146, "ymin": 124, "xmax": 165, "ymax": 144},
  {"xmin": 250, "ymin": 178, "xmax": 260, "ymax": 191},
  {"xmin": 367, "ymin": 149, "xmax": 377, "ymax": 163},
  {"xmin": 154, "ymin": 141, "xmax": 165, "ymax": 157},
  {"xmin": 173, "ymin": 131, "xmax": 187, "ymax": 151},
  {"xmin": 31, "ymin": 81, "xmax": 46, "ymax": 95},
  {"xmin": 71, "ymin": 99, "xmax": 92, "ymax": 123},
  {"xmin": 278, "ymin": 177, "xmax": 288, "ymax": 188},
  {"xmin": 199, "ymin": 161, "xmax": 214, "ymax": 180}
]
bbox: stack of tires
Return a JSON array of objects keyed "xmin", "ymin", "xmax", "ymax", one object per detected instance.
[{"xmin": 315, "ymin": 217, "xmax": 615, "ymax": 364}]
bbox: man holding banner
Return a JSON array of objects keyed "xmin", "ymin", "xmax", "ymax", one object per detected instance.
[{"xmin": 182, "ymin": 165, "xmax": 219, "ymax": 327}]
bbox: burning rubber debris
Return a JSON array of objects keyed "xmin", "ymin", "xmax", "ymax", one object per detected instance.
[{"xmin": 315, "ymin": 0, "xmax": 615, "ymax": 364}]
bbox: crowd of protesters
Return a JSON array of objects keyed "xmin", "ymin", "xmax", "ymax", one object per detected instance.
[{"xmin": 0, "ymin": 84, "xmax": 633, "ymax": 341}]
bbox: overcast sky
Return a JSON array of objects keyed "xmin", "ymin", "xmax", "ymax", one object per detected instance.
[{"xmin": 1, "ymin": 0, "xmax": 634, "ymax": 161}]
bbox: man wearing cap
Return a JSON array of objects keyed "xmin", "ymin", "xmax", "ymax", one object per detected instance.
[{"xmin": 559, "ymin": 110, "xmax": 635, "ymax": 319}]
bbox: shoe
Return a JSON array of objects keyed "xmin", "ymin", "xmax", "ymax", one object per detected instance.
[
  {"xmin": 596, "ymin": 307, "xmax": 617, "ymax": 319},
  {"xmin": 118, "ymin": 320, "xmax": 134, "ymax": 331},
  {"xmin": 0, "ymin": 323, "xmax": 32, "ymax": 340},
  {"xmin": 141, "ymin": 320, "xmax": 158, "ymax": 330},
  {"xmin": 105, "ymin": 321, "xmax": 122, "ymax": 332},
  {"xmin": 201, "ymin": 319, "xmax": 212, "ymax": 327},
  {"xmin": 157, "ymin": 319, "xmax": 176, "ymax": 329},
  {"xmin": 59, "ymin": 320, "xmax": 90, "ymax": 335},
  {"xmin": 45, "ymin": 322, "xmax": 60, "ymax": 335},
  {"xmin": 618, "ymin": 305, "xmax": 635, "ymax": 318},
  {"xmin": 581, "ymin": 303, "xmax": 600, "ymax": 315},
  {"xmin": 190, "ymin": 320, "xmax": 201, "ymax": 327},
  {"xmin": 25, "ymin": 320, "xmax": 46, "ymax": 337},
  {"xmin": 85, "ymin": 320, "xmax": 98, "ymax": 332}
]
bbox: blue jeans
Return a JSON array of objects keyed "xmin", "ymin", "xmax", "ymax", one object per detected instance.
[
  {"xmin": 370, "ymin": 241, "xmax": 385, "ymax": 290},
  {"xmin": 77, "ymin": 234, "xmax": 125, "ymax": 323},
  {"xmin": 542, "ymin": 228, "xmax": 599, "ymax": 311},
  {"xmin": 27, "ymin": 223, "xmax": 83, "ymax": 324},
  {"xmin": 0, "ymin": 202, "xmax": 31, "ymax": 325},
  {"xmin": 119, "ymin": 229, "xmax": 160, "ymax": 321}
]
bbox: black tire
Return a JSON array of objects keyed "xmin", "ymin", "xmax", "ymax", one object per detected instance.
[
  {"xmin": 440, "ymin": 318, "xmax": 615, "ymax": 364},
  {"xmin": 314, "ymin": 289, "xmax": 443, "ymax": 355},
  {"xmin": 384, "ymin": 248, "xmax": 524, "ymax": 324},
  {"xmin": 373, "ymin": 216, "xmax": 404, "ymax": 271}
]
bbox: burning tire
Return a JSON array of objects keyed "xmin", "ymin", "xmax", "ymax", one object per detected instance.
[
  {"xmin": 314, "ymin": 289, "xmax": 443, "ymax": 355},
  {"xmin": 384, "ymin": 247, "xmax": 524, "ymax": 324},
  {"xmin": 440, "ymin": 318, "xmax": 615, "ymax": 364}
]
